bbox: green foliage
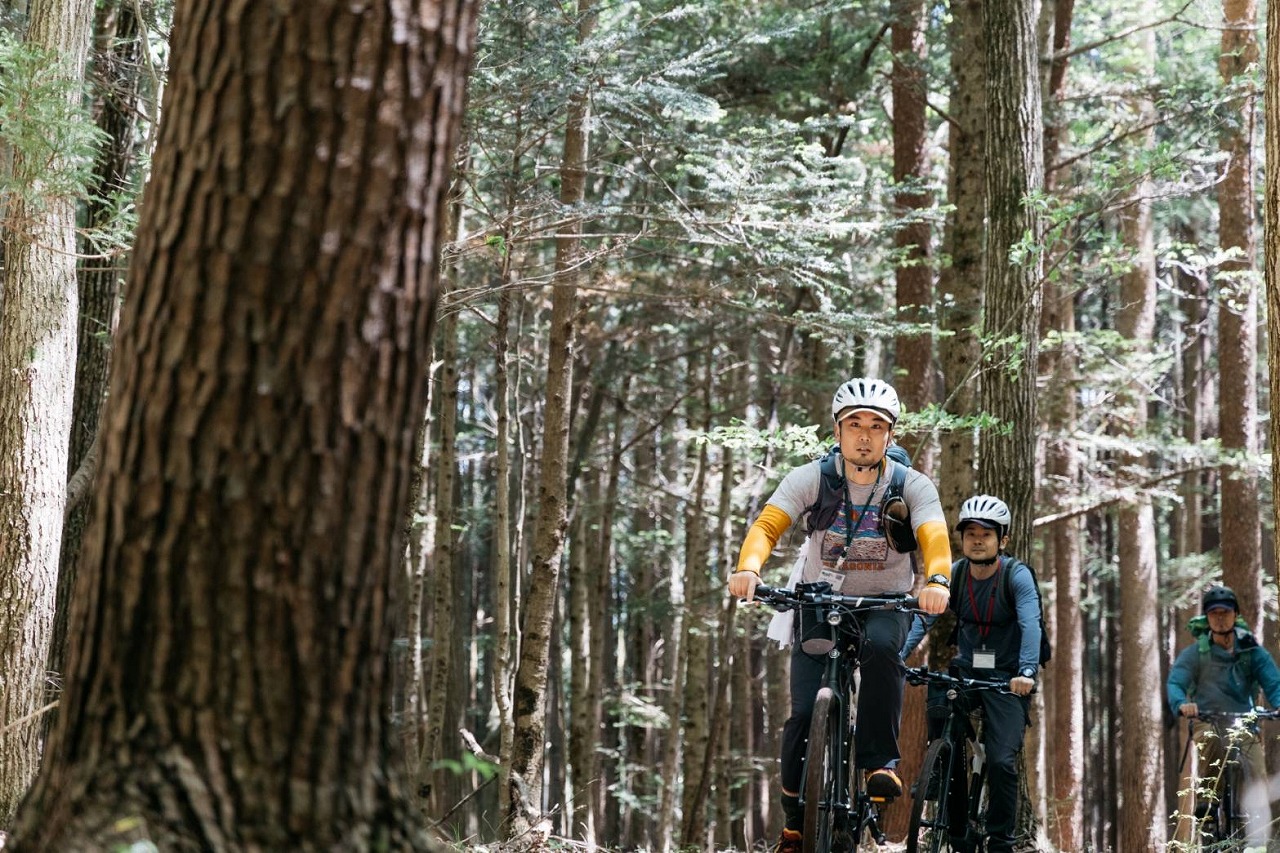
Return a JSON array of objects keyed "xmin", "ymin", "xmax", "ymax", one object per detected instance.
[
  {"xmin": 432, "ymin": 751, "xmax": 500, "ymax": 782},
  {"xmin": 693, "ymin": 421, "xmax": 825, "ymax": 460},
  {"xmin": 0, "ymin": 31, "xmax": 104, "ymax": 222}
]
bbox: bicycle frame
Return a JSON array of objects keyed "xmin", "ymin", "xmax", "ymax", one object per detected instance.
[
  {"xmin": 1182, "ymin": 709, "xmax": 1280, "ymax": 846},
  {"xmin": 904, "ymin": 667, "xmax": 1017, "ymax": 853},
  {"xmin": 753, "ymin": 583, "xmax": 918, "ymax": 853}
]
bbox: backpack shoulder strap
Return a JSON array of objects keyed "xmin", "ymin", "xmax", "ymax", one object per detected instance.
[
  {"xmin": 948, "ymin": 558, "xmax": 968, "ymax": 616},
  {"xmin": 805, "ymin": 446, "xmax": 845, "ymax": 534}
]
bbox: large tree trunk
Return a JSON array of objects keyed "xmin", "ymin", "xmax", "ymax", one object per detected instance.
[
  {"xmin": 1038, "ymin": 0, "xmax": 1082, "ymax": 843},
  {"xmin": 0, "ymin": 0, "xmax": 95, "ymax": 822},
  {"xmin": 1217, "ymin": 0, "xmax": 1261, "ymax": 626},
  {"xmin": 978, "ymin": 0, "xmax": 1042, "ymax": 547},
  {"xmin": 891, "ymin": 0, "xmax": 933, "ymax": 466},
  {"xmin": 1264, "ymin": 0, "xmax": 1280, "ymax": 813},
  {"xmin": 1115, "ymin": 39, "xmax": 1165, "ymax": 847},
  {"xmin": 9, "ymin": 0, "xmax": 479, "ymax": 848},
  {"xmin": 888, "ymin": 8, "xmax": 933, "ymax": 837},
  {"xmin": 53, "ymin": 0, "xmax": 149, "ymax": 677},
  {"xmin": 937, "ymin": 0, "xmax": 985, "ymax": 518},
  {"xmin": 505, "ymin": 1, "xmax": 593, "ymax": 836},
  {"xmin": 1259, "ymin": 0, "xmax": 1280, "ymax": 814}
]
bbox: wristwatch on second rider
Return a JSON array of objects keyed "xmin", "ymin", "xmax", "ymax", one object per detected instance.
[
  {"xmin": 1019, "ymin": 666, "xmax": 1037, "ymax": 680},
  {"xmin": 925, "ymin": 574, "xmax": 950, "ymax": 589}
]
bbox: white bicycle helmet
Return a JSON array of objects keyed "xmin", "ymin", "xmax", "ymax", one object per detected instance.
[
  {"xmin": 831, "ymin": 378, "xmax": 901, "ymax": 424},
  {"xmin": 956, "ymin": 495, "xmax": 1012, "ymax": 537}
]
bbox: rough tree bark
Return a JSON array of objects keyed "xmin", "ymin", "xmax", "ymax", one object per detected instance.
[
  {"xmin": 1038, "ymin": 0, "xmax": 1083, "ymax": 843},
  {"xmin": 421, "ymin": 294, "xmax": 460, "ymax": 817},
  {"xmin": 1217, "ymin": 0, "xmax": 1261, "ymax": 627},
  {"xmin": 1115, "ymin": 33, "xmax": 1166, "ymax": 848},
  {"xmin": 891, "ymin": 0, "xmax": 934, "ymax": 465},
  {"xmin": 0, "ymin": 0, "xmax": 95, "ymax": 822},
  {"xmin": 937, "ymin": 0, "xmax": 984, "ymax": 520},
  {"xmin": 978, "ymin": 0, "xmax": 1042, "ymax": 550},
  {"xmin": 9, "ymin": 0, "xmax": 479, "ymax": 848},
  {"xmin": 505, "ymin": 0, "xmax": 594, "ymax": 837},
  {"xmin": 53, "ymin": 0, "xmax": 147, "ymax": 677},
  {"xmin": 1265, "ymin": 0, "xmax": 1280, "ymax": 710}
]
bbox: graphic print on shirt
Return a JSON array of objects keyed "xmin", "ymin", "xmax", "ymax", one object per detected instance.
[{"xmin": 819, "ymin": 500, "xmax": 887, "ymax": 573}]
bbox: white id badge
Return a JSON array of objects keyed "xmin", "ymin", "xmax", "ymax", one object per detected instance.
[
  {"xmin": 817, "ymin": 569, "xmax": 845, "ymax": 592},
  {"xmin": 973, "ymin": 649, "xmax": 997, "ymax": 670}
]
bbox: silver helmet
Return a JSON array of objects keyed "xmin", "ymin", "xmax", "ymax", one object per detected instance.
[
  {"xmin": 956, "ymin": 495, "xmax": 1012, "ymax": 537},
  {"xmin": 831, "ymin": 378, "xmax": 900, "ymax": 424}
]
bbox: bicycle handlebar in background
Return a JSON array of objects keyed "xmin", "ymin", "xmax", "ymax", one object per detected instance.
[
  {"xmin": 905, "ymin": 665, "xmax": 1034, "ymax": 696},
  {"xmin": 1193, "ymin": 708, "xmax": 1280, "ymax": 723}
]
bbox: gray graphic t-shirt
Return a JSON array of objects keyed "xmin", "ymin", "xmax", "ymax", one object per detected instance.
[{"xmin": 766, "ymin": 459, "xmax": 945, "ymax": 597}]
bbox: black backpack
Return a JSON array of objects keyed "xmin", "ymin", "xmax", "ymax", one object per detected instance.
[
  {"xmin": 803, "ymin": 445, "xmax": 917, "ymax": 553},
  {"xmin": 948, "ymin": 555, "xmax": 1052, "ymax": 666}
]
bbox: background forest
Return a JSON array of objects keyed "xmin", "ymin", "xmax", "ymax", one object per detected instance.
[{"xmin": 2, "ymin": 0, "xmax": 1280, "ymax": 850}]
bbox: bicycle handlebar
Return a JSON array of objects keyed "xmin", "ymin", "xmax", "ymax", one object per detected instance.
[
  {"xmin": 1193, "ymin": 709, "xmax": 1280, "ymax": 724},
  {"xmin": 751, "ymin": 584, "xmax": 919, "ymax": 613},
  {"xmin": 904, "ymin": 665, "xmax": 1033, "ymax": 696}
]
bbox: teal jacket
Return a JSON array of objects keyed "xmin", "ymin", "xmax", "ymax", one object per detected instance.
[{"xmin": 1166, "ymin": 615, "xmax": 1280, "ymax": 715}]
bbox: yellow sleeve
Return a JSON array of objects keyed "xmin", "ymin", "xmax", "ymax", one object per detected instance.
[
  {"xmin": 916, "ymin": 519, "xmax": 952, "ymax": 584},
  {"xmin": 735, "ymin": 504, "xmax": 794, "ymax": 575}
]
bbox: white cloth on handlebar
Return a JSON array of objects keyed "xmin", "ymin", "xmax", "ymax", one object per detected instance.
[{"xmin": 766, "ymin": 552, "xmax": 807, "ymax": 648}]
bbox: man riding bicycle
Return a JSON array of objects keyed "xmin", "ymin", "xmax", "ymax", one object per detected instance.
[
  {"xmin": 901, "ymin": 494, "xmax": 1040, "ymax": 853},
  {"xmin": 1167, "ymin": 584, "xmax": 1280, "ymax": 846},
  {"xmin": 728, "ymin": 377, "xmax": 952, "ymax": 852}
]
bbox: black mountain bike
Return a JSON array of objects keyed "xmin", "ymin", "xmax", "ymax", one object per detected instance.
[
  {"xmin": 754, "ymin": 582, "xmax": 920, "ymax": 853},
  {"xmin": 1181, "ymin": 709, "xmax": 1280, "ymax": 848},
  {"xmin": 903, "ymin": 666, "xmax": 1019, "ymax": 853}
]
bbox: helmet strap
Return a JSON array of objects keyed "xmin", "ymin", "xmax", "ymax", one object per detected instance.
[{"xmin": 969, "ymin": 554, "xmax": 998, "ymax": 566}]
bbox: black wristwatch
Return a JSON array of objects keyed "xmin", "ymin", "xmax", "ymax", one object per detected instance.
[
  {"xmin": 925, "ymin": 573, "xmax": 950, "ymax": 589},
  {"xmin": 1019, "ymin": 666, "xmax": 1037, "ymax": 680}
]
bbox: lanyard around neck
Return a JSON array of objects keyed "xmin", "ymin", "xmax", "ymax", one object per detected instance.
[
  {"xmin": 838, "ymin": 467, "xmax": 882, "ymax": 559},
  {"xmin": 965, "ymin": 560, "xmax": 1003, "ymax": 639}
]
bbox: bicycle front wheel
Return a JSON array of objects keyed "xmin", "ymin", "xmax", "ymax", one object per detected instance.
[
  {"xmin": 906, "ymin": 737, "xmax": 954, "ymax": 853},
  {"xmin": 803, "ymin": 687, "xmax": 844, "ymax": 853}
]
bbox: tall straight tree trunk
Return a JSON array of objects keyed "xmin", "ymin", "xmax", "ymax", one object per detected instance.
[
  {"xmin": 1262, "ymin": 0, "xmax": 1280, "ymax": 810},
  {"xmin": 679, "ymin": 358, "xmax": 714, "ymax": 844},
  {"xmin": 1217, "ymin": 0, "xmax": 1261, "ymax": 626},
  {"xmin": 1038, "ymin": 0, "xmax": 1082, "ymax": 844},
  {"xmin": 53, "ymin": 0, "xmax": 147, "ymax": 676},
  {"xmin": 594, "ymin": 385, "xmax": 626, "ymax": 841},
  {"xmin": 506, "ymin": 1, "xmax": 594, "ymax": 835},
  {"xmin": 889, "ymin": 9, "xmax": 933, "ymax": 836},
  {"xmin": 978, "ymin": 0, "xmax": 1042, "ymax": 549},
  {"xmin": 891, "ymin": 0, "xmax": 934, "ymax": 466},
  {"xmin": 1259, "ymin": 0, "xmax": 1280, "ymax": 758},
  {"xmin": 568, "ymin": 494, "xmax": 595, "ymax": 844},
  {"xmin": 937, "ymin": 0, "xmax": 984, "ymax": 523},
  {"xmin": 1115, "ymin": 39, "xmax": 1165, "ymax": 846},
  {"xmin": 493, "ymin": 274, "xmax": 519, "ymax": 826},
  {"xmin": 10, "ymin": 0, "xmax": 479, "ymax": 846},
  {"xmin": 0, "ymin": 0, "xmax": 95, "ymax": 822},
  {"xmin": 422, "ymin": 295, "xmax": 460, "ymax": 817}
]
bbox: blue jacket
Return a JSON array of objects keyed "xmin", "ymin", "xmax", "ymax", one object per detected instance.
[
  {"xmin": 902, "ymin": 555, "xmax": 1042, "ymax": 676},
  {"xmin": 1166, "ymin": 616, "xmax": 1280, "ymax": 715}
]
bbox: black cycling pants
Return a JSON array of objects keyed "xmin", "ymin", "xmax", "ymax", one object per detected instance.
[{"xmin": 780, "ymin": 608, "xmax": 910, "ymax": 793}]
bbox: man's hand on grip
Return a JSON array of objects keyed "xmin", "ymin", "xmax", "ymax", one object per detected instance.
[
  {"xmin": 917, "ymin": 585, "xmax": 949, "ymax": 615},
  {"xmin": 729, "ymin": 571, "xmax": 760, "ymax": 601}
]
